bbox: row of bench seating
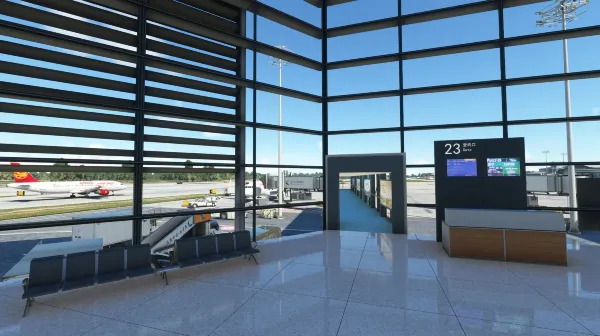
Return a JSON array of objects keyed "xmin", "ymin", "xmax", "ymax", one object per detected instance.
[
  {"xmin": 21, "ymin": 231, "xmax": 260, "ymax": 316},
  {"xmin": 21, "ymin": 244, "xmax": 153, "ymax": 317},
  {"xmin": 160, "ymin": 231, "xmax": 260, "ymax": 285}
]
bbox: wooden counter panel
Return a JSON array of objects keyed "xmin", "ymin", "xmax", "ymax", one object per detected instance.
[
  {"xmin": 449, "ymin": 227, "xmax": 505, "ymax": 260},
  {"xmin": 505, "ymin": 230, "xmax": 567, "ymax": 265}
]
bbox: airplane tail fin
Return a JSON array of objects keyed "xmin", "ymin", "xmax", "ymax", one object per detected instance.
[{"xmin": 10, "ymin": 163, "xmax": 40, "ymax": 183}]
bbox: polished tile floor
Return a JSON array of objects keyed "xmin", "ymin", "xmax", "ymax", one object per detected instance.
[{"xmin": 1, "ymin": 231, "xmax": 600, "ymax": 335}]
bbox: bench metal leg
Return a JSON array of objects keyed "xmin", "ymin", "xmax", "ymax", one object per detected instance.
[
  {"xmin": 23, "ymin": 298, "xmax": 30, "ymax": 317},
  {"xmin": 250, "ymin": 254, "xmax": 258, "ymax": 264},
  {"xmin": 161, "ymin": 271, "xmax": 169, "ymax": 285}
]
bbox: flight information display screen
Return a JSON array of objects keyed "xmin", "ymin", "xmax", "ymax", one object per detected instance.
[
  {"xmin": 447, "ymin": 158, "xmax": 477, "ymax": 177},
  {"xmin": 487, "ymin": 158, "xmax": 521, "ymax": 176}
]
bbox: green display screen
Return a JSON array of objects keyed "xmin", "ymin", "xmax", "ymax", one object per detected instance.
[{"xmin": 486, "ymin": 158, "xmax": 521, "ymax": 177}]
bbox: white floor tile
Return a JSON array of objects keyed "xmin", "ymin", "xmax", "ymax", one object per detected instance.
[
  {"xmin": 192, "ymin": 258, "xmax": 289, "ymax": 289},
  {"xmin": 263, "ymin": 263, "xmax": 357, "ymax": 300},
  {"xmin": 324, "ymin": 237, "xmax": 367, "ymax": 251},
  {"xmin": 444, "ymin": 280, "xmax": 589, "ymax": 334},
  {"xmin": 83, "ymin": 320, "xmax": 181, "ymax": 336},
  {"xmin": 337, "ymin": 302, "xmax": 465, "ymax": 336},
  {"xmin": 430, "ymin": 258, "xmax": 526, "ymax": 285},
  {"xmin": 292, "ymin": 249, "xmax": 364, "ymax": 269},
  {"xmin": 0, "ymin": 296, "xmax": 108, "ymax": 336},
  {"xmin": 212, "ymin": 290, "xmax": 346, "ymax": 336},
  {"xmin": 40, "ymin": 275, "xmax": 185, "ymax": 319},
  {"xmin": 358, "ymin": 250, "xmax": 435, "ymax": 276},
  {"xmin": 116, "ymin": 281, "xmax": 256, "ymax": 336},
  {"xmin": 507, "ymin": 262, "xmax": 600, "ymax": 293},
  {"xmin": 363, "ymin": 237, "xmax": 425, "ymax": 255},
  {"xmin": 540, "ymin": 289, "xmax": 600, "ymax": 335},
  {"xmin": 459, "ymin": 317, "xmax": 591, "ymax": 335},
  {"xmin": 338, "ymin": 231, "xmax": 371, "ymax": 238},
  {"xmin": 349, "ymin": 270, "xmax": 454, "ymax": 315}
]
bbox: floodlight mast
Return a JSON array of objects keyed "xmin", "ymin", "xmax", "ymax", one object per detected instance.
[
  {"xmin": 268, "ymin": 46, "xmax": 292, "ymax": 219},
  {"xmin": 536, "ymin": 0, "xmax": 589, "ymax": 233}
]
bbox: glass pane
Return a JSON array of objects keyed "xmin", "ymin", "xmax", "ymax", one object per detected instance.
[
  {"xmin": 256, "ymin": 91, "xmax": 321, "ymax": 131},
  {"xmin": 256, "ymin": 129, "xmax": 322, "ymax": 166},
  {"xmin": 402, "ymin": 11, "xmax": 498, "ymax": 52},
  {"xmin": 328, "ymin": 0, "xmax": 398, "ymax": 28},
  {"xmin": 329, "ymin": 62, "xmax": 399, "ymax": 96},
  {"xmin": 328, "ymin": 28, "xmax": 398, "ymax": 62},
  {"xmin": 404, "ymin": 88, "xmax": 502, "ymax": 127},
  {"xmin": 329, "ymin": 97, "xmax": 400, "ymax": 131},
  {"xmin": 402, "ymin": 0, "xmax": 482, "ymax": 15},
  {"xmin": 256, "ymin": 52, "xmax": 321, "ymax": 96},
  {"xmin": 508, "ymin": 123, "xmax": 566, "ymax": 164},
  {"xmin": 403, "ymin": 49, "xmax": 500, "ymax": 89},
  {"xmin": 329, "ymin": 132, "xmax": 401, "ymax": 155},
  {"xmin": 0, "ymin": 164, "xmax": 133, "ymax": 226}
]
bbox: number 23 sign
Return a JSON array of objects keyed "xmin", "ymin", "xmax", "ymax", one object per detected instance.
[{"xmin": 444, "ymin": 142, "xmax": 476, "ymax": 155}]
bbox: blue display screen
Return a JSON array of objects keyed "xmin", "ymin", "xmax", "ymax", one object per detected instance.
[{"xmin": 447, "ymin": 158, "xmax": 477, "ymax": 177}]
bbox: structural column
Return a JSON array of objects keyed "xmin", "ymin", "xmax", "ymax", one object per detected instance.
[
  {"xmin": 132, "ymin": 1, "xmax": 147, "ymax": 245},
  {"xmin": 321, "ymin": 2, "xmax": 328, "ymax": 231},
  {"xmin": 234, "ymin": 9, "xmax": 247, "ymax": 232}
]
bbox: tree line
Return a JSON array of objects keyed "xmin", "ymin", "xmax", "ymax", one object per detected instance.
[{"xmin": 1, "ymin": 161, "xmax": 321, "ymax": 183}]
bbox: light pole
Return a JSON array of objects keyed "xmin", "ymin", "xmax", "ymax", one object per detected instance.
[
  {"xmin": 536, "ymin": 0, "xmax": 589, "ymax": 233},
  {"xmin": 269, "ymin": 46, "xmax": 292, "ymax": 219},
  {"xmin": 543, "ymin": 150, "xmax": 551, "ymax": 173},
  {"xmin": 561, "ymin": 152, "xmax": 567, "ymax": 163}
]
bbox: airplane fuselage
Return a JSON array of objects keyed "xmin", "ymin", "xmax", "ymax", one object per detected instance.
[{"xmin": 7, "ymin": 180, "xmax": 126, "ymax": 196}]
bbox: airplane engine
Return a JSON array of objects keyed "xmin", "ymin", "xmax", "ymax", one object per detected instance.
[{"xmin": 98, "ymin": 189, "xmax": 110, "ymax": 196}]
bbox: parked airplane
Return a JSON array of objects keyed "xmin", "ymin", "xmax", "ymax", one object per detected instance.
[{"xmin": 7, "ymin": 163, "xmax": 127, "ymax": 198}]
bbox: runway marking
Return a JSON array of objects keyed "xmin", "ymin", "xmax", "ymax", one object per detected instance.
[{"xmin": 0, "ymin": 230, "xmax": 71, "ymax": 236}]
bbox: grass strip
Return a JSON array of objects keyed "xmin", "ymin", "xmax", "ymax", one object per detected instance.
[{"xmin": 0, "ymin": 193, "xmax": 223, "ymax": 221}]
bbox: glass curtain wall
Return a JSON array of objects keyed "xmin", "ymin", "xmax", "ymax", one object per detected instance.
[
  {"xmin": 1, "ymin": 0, "xmax": 600, "ymax": 252},
  {"xmin": 326, "ymin": 0, "xmax": 600, "ymax": 231}
]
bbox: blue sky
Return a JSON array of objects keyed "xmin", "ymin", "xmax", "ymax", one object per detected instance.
[{"xmin": 0, "ymin": 0, "xmax": 599, "ymax": 175}]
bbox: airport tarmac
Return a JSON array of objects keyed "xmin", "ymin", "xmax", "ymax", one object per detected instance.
[{"xmin": 0, "ymin": 182, "xmax": 230, "ymax": 210}]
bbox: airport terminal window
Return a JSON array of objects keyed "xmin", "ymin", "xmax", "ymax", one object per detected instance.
[
  {"xmin": 0, "ymin": 165, "xmax": 134, "ymax": 226},
  {"xmin": 256, "ymin": 91, "xmax": 322, "ymax": 131},
  {"xmin": 508, "ymin": 124, "xmax": 567, "ymax": 164},
  {"xmin": 505, "ymin": 42, "xmax": 566, "ymax": 79},
  {"xmin": 258, "ymin": 0, "xmax": 321, "ymax": 27},
  {"xmin": 256, "ymin": 17, "xmax": 321, "ymax": 62},
  {"xmin": 255, "ymin": 52, "xmax": 322, "ymax": 96},
  {"xmin": 402, "ymin": 49, "xmax": 500, "ymax": 89},
  {"xmin": 401, "ymin": 0, "xmax": 482, "ymax": 15},
  {"xmin": 402, "ymin": 11, "xmax": 498, "ymax": 52},
  {"xmin": 328, "ymin": 62, "xmax": 399, "ymax": 96},
  {"xmin": 406, "ymin": 168, "xmax": 436, "ymax": 221},
  {"xmin": 245, "ymin": 127, "xmax": 255, "ymax": 165},
  {"xmin": 327, "ymin": 0, "xmax": 398, "ymax": 28},
  {"xmin": 572, "ymin": 122, "xmax": 600, "ymax": 162},
  {"xmin": 328, "ymin": 97, "xmax": 400, "ymax": 131},
  {"xmin": 2, "ymin": 0, "xmax": 600, "ymax": 260},
  {"xmin": 328, "ymin": 28, "xmax": 399, "ymax": 62},
  {"xmin": 569, "ymin": 78, "xmax": 600, "ymax": 118},
  {"xmin": 329, "ymin": 132, "xmax": 401, "ymax": 156},
  {"xmin": 504, "ymin": 2, "xmax": 600, "ymax": 38},
  {"xmin": 255, "ymin": 129, "xmax": 322, "ymax": 167},
  {"xmin": 403, "ymin": 88, "xmax": 502, "ymax": 127},
  {"xmin": 506, "ymin": 82, "xmax": 567, "ymax": 121}
]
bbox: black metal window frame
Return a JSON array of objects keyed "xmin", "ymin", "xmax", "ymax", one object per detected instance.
[{"xmin": 1, "ymin": 0, "xmax": 600, "ymax": 238}]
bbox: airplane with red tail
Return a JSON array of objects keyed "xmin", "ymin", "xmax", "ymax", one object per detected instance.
[{"xmin": 6, "ymin": 163, "xmax": 126, "ymax": 198}]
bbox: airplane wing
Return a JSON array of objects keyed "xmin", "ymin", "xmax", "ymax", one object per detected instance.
[{"xmin": 70, "ymin": 186, "xmax": 100, "ymax": 194}]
